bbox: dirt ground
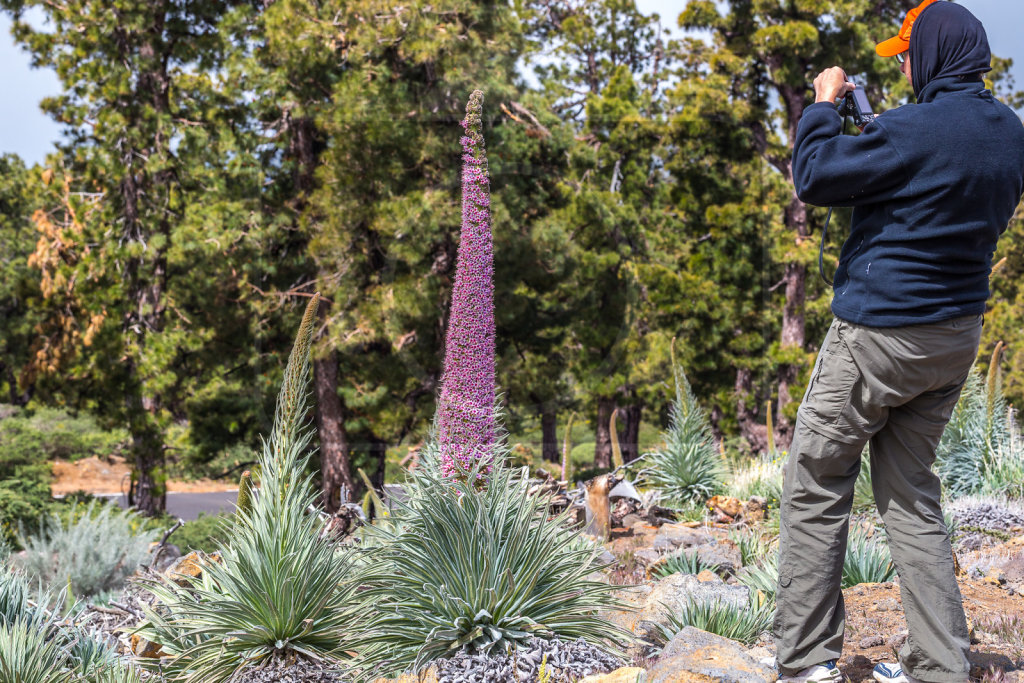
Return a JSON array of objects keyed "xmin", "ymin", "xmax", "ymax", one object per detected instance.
[
  {"xmin": 841, "ymin": 576, "xmax": 1023, "ymax": 681},
  {"xmin": 605, "ymin": 513, "xmax": 1024, "ymax": 682},
  {"xmin": 51, "ymin": 455, "xmax": 237, "ymax": 496}
]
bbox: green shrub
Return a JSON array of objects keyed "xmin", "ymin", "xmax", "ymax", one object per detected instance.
[
  {"xmin": 0, "ymin": 481, "xmax": 52, "ymax": 548},
  {"xmin": 656, "ymin": 594, "xmax": 773, "ymax": 647},
  {"xmin": 982, "ymin": 408, "xmax": 1024, "ymax": 498},
  {"xmin": 15, "ymin": 501, "xmax": 157, "ymax": 600},
  {"xmin": 638, "ymin": 348, "xmax": 724, "ymax": 506},
  {"xmin": 135, "ymin": 295, "xmax": 362, "ymax": 682},
  {"xmin": 570, "ymin": 441, "xmax": 596, "ymax": 467},
  {"xmin": 0, "ymin": 407, "xmax": 127, "ymax": 463},
  {"xmin": 653, "ymin": 550, "xmax": 719, "ymax": 579},
  {"xmin": 354, "ymin": 453, "xmax": 628, "ymax": 678},
  {"xmin": 170, "ymin": 512, "xmax": 228, "ymax": 555}
]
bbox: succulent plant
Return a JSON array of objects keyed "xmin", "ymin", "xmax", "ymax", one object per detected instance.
[{"xmin": 134, "ymin": 294, "xmax": 363, "ymax": 681}]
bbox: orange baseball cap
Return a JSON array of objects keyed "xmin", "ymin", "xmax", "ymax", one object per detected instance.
[{"xmin": 875, "ymin": 0, "xmax": 940, "ymax": 57}]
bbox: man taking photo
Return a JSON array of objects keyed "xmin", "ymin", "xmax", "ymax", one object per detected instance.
[{"xmin": 772, "ymin": 1, "xmax": 1024, "ymax": 682}]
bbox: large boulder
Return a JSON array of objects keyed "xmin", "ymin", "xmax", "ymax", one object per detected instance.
[{"xmin": 647, "ymin": 627, "xmax": 777, "ymax": 683}]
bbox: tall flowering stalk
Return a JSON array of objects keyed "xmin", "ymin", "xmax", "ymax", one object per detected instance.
[{"xmin": 436, "ymin": 90, "xmax": 496, "ymax": 479}]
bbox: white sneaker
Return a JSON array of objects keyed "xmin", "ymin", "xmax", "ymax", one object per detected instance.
[
  {"xmin": 872, "ymin": 662, "xmax": 924, "ymax": 683},
  {"xmin": 760, "ymin": 658, "xmax": 842, "ymax": 683}
]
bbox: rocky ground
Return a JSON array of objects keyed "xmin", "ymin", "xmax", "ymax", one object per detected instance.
[
  {"xmin": 75, "ymin": 495, "xmax": 1024, "ymax": 682},
  {"xmin": 591, "ymin": 497, "xmax": 1024, "ymax": 683}
]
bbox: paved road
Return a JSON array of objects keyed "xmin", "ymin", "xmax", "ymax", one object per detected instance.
[{"xmin": 96, "ymin": 490, "xmax": 238, "ymax": 521}]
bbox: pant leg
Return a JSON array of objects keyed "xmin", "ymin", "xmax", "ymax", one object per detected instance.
[
  {"xmin": 870, "ymin": 381, "xmax": 978, "ymax": 680},
  {"xmin": 774, "ymin": 319, "xmax": 881, "ymax": 673},
  {"xmin": 773, "ymin": 314, "xmax": 980, "ymax": 674}
]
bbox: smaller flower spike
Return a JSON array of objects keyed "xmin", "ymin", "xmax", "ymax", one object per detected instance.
[{"xmin": 436, "ymin": 90, "xmax": 495, "ymax": 479}]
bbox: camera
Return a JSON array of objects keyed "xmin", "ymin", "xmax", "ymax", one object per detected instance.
[{"xmin": 836, "ymin": 83, "xmax": 875, "ymax": 128}]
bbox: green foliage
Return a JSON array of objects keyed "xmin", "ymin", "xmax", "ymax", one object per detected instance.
[
  {"xmin": 0, "ymin": 408, "xmax": 127, "ymax": 462},
  {"xmin": 640, "ymin": 353, "xmax": 724, "ymax": 506},
  {"xmin": 0, "ymin": 408, "xmax": 59, "ymax": 545},
  {"xmin": 170, "ymin": 512, "xmax": 228, "ymax": 555},
  {"xmin": 135, "ymin": 295, "xmax": 362, "ymax": 681},
  {"xmin": 726, "ymin": 453, "xmax": 784, "ymax": 509},
  {"xmin": 653, "ymin": 550, "xmax": 719, "ymax": 579},
  {"xmin": 735, "ymin": 525, "xmax": 894, "ymax": 595},
  {"xmin": 656, "ymin": 594, "xmax": 773, "ymax": 647},
  {"xmin": 853, "ymin": 447, "xmax": 874, "ymax": 512},
  {"xmin": 936, "ymin": 361, "xmax": 1024, "ymax": 499},
  {"xmin": 0, "ymin": 567, "xmax": 141, "ymax": 682},
  {"xmin": 842, "ymin": 527, "xmax": 895, "ymax": 588},
  {"xmin": 736, "ymin": 554, "xmax": 780, "ymax": 602},
  {"xmin": 354, "ymin": 453, "xmax": 628, "ymax": 678},
  {"xmin": 729, "ymin": 528, "xmax": 777, "ymax": 569},
  {"xmin": 15, "ymin": 501, "xmax": 157, "ymax": 600}
]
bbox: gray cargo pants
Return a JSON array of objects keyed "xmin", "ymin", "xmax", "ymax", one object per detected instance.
[{"xmin": 774, "ymin": 314, "xmax": 982, "ymax": 682}]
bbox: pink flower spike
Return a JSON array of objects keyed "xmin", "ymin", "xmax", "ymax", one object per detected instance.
[{"xmin": 436, "ymin": 90, "xmax": 495, "ymax": 481}]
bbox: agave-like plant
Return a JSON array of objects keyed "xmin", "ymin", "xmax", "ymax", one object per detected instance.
[
  {"xmin": 729, "ymin": 528, "xmax": 777, "ymax": 569},
  {"xmin": 736, "ymin": 553, "xmax": 779, "ymax": 601},
  {"xmin": 655, "ymin": 593, "xmax": 773, "ymax": 647},
  {"xmin": 652, "ymin": 550, "xmax": 719, "ymax": 579},
  {"xmin": 134, "ymin": 294, "xmax": 363, "ymax": 682},
  {"xmin": 0, "ymin": 566, "xmax": 141, "ymax": 683},
  {"xmin": 852, "ymin": 446, "xmax": 874, "ymax": 512},
  {"xmin": 936, "ymin": 347, "xmax": 1024, "ymax": 499},
  {"xmin": 351, "ymin": 451, "xmax": 629, "ymax": 678},
  {"xmin": 637, "ymin": 340, "xmax": 724, "ymax": 505},
  {"xmin": 842, "ymin": 526, "xmax": 895, "ymax": 588}
]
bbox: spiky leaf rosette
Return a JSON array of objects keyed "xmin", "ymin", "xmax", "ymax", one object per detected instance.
[
  {"xmin": 640, "ymin": 344, "xmax": 724, "ymax": 505},
  {"xmin": 936, "ymin": 362, "xmax": 1022, "ymax": 499},
  {"xmin": 436, "ymin": 90, "xmax": 496, "ymax": 480},
  {"xmin": 351, "ymin": 450, "xmax": 629, "ymax": 679},
  {"xmin": 135, "ymin": 294, "xmax": 362, "ymax": 682}
]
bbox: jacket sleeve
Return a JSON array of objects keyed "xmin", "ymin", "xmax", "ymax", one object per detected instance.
[{"xmin": 792, "ymin": 102, "xmax": 909, "ymax": 207}]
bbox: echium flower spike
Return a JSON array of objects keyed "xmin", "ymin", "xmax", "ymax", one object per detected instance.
[
  {"xmin": 267, "ymin": 293, "xmax": 320, "ymax": 478},
  {"xmin": 436, "ymin": 90, "xmax": 496, "ymax": 479}
]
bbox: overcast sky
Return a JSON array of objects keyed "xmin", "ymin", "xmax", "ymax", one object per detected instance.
[{"xmin": 1, "ymin": 1, "xmax": 1021, "ymax": 166}]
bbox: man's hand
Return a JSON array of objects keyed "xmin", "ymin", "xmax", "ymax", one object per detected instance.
[{"xmin": 813, "ymin": 66, "xmax": 856, "ymax": 104}]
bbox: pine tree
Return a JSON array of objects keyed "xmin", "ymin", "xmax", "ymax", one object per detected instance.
[{"xmin": 4, "ymin": 0, "xmax": 261, "ymax": 514}]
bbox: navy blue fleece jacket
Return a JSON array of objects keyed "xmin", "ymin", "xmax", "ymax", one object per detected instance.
[{"xmin": 792, "ymin": 3, "xmax": 1024, "ymax": 327}]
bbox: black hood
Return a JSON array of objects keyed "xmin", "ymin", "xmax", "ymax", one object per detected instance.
[{"xmin": 909, "ymin": 1, "xmax": 991, "ymax": 101}]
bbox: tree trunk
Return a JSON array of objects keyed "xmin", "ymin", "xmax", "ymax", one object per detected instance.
[
  {"xmin": 313, "ymin": 350, "xmax": 355, "ymax": 513},
  {"xmin": 594, "ymin": 397, "xmax": 615, "ymax": 469},
  {"xmin": 621, "ymin": 403, "xmax": 642, "ymax": 463},
  {"xmin": 125, "ymin": 363, "xmax": 165, "ymax": 515},
  {"xmin": 774, "ymin": 85, "xmax": 810, "ymax": 450},
  {"xmin": 540, "ymin": 410, "xmax": 559, "ymax": 463},
  {"xmin": 735, "ymin": 367, "xmax": 769, "ymax": 454}
]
